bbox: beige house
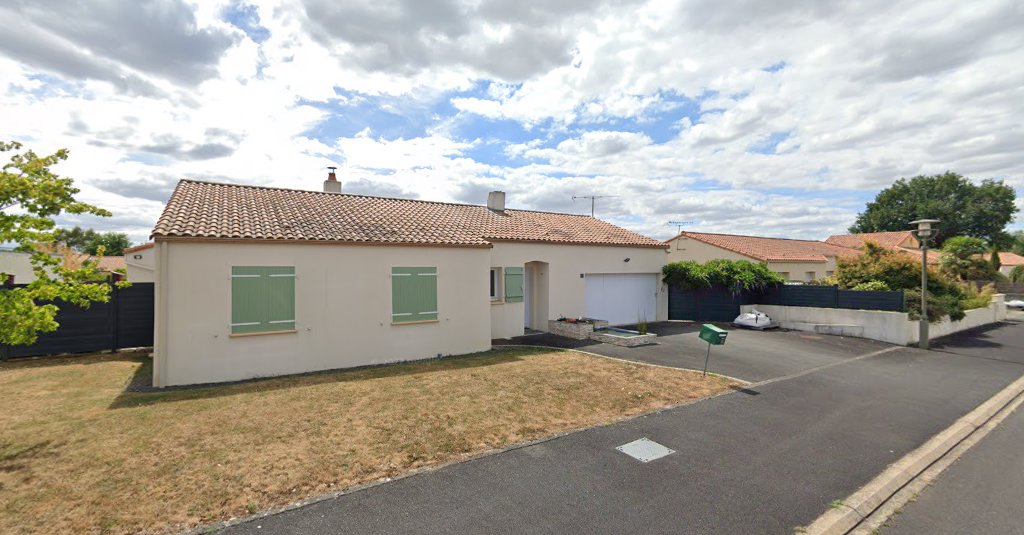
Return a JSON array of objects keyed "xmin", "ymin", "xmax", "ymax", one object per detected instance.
[
  {"xmin": 124, "ymin": 242, "xmax": 155, "ymax": 282},
  {"xmin": 825, "ymin": 231, "xmax": 941, "ymax": 265},
  {"xmin": 664, "ymin": 231, "xmax": 859, "ymax": 282},
  {"xmin": 150, "ymin": 174, "xmax": 669, "ymax": 387},
  {"xmin": 996, "ymin": 252, "xmax": 1024, "ymax": 277},
  {"xmin": 1, "ymin": 248, "xmax": 126, "ymax": 283}
]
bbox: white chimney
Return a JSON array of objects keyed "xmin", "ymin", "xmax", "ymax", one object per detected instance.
[
  {"xmin": 323, "ymin": 166, "xmax": 341, "ymax": 193},
  {"xmin": 487, "ymin": 190, "xmax": 506, "ymax": 211}
]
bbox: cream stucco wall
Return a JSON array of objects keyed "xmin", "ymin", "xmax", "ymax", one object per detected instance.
[
  {"xmin": 665, "ymin": 237, "xmax": 834, "ymax": 281},
  {"xmin": 488, "ymin": 242, "xmax": 669, "ymax": 338},
  {"xmin": 0, "ymin": 251, "xmax": 35, "ymax": 283},
  {"xmin": 154, "ymin": 241, "xmax": 492, "ymax": 387},
  {"xmin": 125, "ymin": 247, "xmax": 155, "ymax": 283}
]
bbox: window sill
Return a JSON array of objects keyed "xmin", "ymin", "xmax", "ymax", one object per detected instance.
[
  {"xmin": 491, "ymin": 299, "xmax": 505, "ymax": 305},
  {"xmin": 392, "ymin": 319, "xmax": 440, "ymax": 326},
  {"xmin": 230, "ymin": 329, "xmax": 297, "ymax": 338}
]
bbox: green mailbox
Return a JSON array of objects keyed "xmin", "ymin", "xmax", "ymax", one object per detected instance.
[
  {"xmin": 699, "ymin": 324, "xmax": 728, "ymax": 345},
  {"xmin": 698, "ymin": 324, "xmax": 727, "ymax": 376}
]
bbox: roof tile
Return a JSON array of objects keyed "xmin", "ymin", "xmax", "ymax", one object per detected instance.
[
  {"xmin": 152, "ymin": 180, "xmax": 665, "ymax": 249},
  {"xmin": 670, "ymin": 231, "xmax": 860, "ymax": 262}
]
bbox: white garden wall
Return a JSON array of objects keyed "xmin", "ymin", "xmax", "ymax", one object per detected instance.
[{"xmin": 741, "ymin": 294, "xmax": 1006, "ymax": 346}]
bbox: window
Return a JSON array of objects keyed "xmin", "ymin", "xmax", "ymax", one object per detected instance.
[
  {"xmin": 805, "ymin": 271, "xmax": 815, "ymax": 282},
  {"xmin": 489, "ymin": 268, "xmax": 502, "ymax": 301},
  {"xmin": 231, "ymin": 266, "xmax": 295, "ymax": 335},
  {"xmin": 826, "ymin": 270, "xmax": 834, "ymax": 277},
  {"xmin": 504, "ymin": 267, "xmax": 524, "ymax": 302},
  {"xmin": 392, "ymin": 267, "xmax": 438, "ymax": 323},
  {"xmin": 777, "ymin": 272, "xmax": 790, "ymax": 281}
]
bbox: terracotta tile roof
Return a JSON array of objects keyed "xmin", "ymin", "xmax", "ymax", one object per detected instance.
[
  {"xmin": 152, "ymin": 180, "xmax": 665, "ymax": 249},
  {"xmin": 124, "ymin": 242, "xmax": 154, "ymax": 253},
  {"xmin": 67, "ymin": 254, "xmax": 126, "ymax": 272},
  {"xmin": 997, "ymin": 252, "xmax": 1024, "ymax": 266},
  {"xmin": 825, "ymin": 231, "xmax": 916, "ymax": 250},
  {"xmin": 668, "ymin": 231, "xmax": 860, "ymax": 262}
]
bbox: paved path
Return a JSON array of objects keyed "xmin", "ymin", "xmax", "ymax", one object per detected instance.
[
  {"xmin": 879, "ymin": 387, "xmax": 1024, "ymax": 535},
  {"xmin": 222, "ymin": 321, "xmax": 1024, "ymax": 535}
]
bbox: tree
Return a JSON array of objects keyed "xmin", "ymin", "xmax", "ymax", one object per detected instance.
[
  {"xmin": 53, "ymin": 226, "xmax": 99, "ymax": 251},
  {"xmin": 1010, "ymin": 230, "xmax": 1024, "ymax": 256},
  {"xmin": 84, "ymin": 232, "xmax": 132, "ymax": 256},
  {"xmin": 0, "ymin": 141, "xmax": 115, "ymax": 346},
  {"xmin": 990, "ymin": 250, "xmax": 1001, "ymax": 272},
  {"xmin": 1011, "ymin": 265, "xmax": 1024, "ymax": 284},
  {"xmin": 939, "ymin": 236, "xmax": 996, "ymax": 281},
  {"xmin": 849, "ymin": 172, "xmax": 1017, "ymax": 246}
]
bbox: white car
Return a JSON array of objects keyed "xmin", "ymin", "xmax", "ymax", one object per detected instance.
[{"xmin": 1007, "ymin": 299, "xmax": 1024, "ymax": 310}]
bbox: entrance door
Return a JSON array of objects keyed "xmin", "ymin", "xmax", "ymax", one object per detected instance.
[
  {"xmin": 584, "ymin": 274, "xmax": 658, "ymax": 326},
  {"xmin": 524, "ymin": 265, "xmax": 532, "ymax": 328}
]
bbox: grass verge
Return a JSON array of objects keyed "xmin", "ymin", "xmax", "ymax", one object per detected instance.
[{"xmin": 0, "ymin": 347, "xmax": 739, "ymax": 534}]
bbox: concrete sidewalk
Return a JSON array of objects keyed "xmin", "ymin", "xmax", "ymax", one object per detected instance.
[{"xmin": 221, "ymin": 321, "xmax": 1024, "ymax": 535}]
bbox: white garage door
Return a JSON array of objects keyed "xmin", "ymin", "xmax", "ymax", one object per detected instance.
[{"xmin": 584, "ymin": 273, "xmax": 658, "ymax": 326}]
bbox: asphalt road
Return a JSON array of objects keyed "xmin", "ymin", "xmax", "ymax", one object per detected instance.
[
  {"xmin": 222, "ymin": 320, "xmax": 1024, "ymax": 535},
  {"xmin": 879, "ymin": 393, "xmax": 1024, "ymax": 535}
]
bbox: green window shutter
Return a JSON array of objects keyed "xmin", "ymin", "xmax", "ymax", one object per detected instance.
[
  {"xmin": 265, "ymin": 267, "xmax": 296, "ymax": 331},
  {"xmin": 392, "ymin": 267, "xmax": 438, "ymax": 323},
  {"xmin": 231, "ymin": 266, "xmax": 295, "ymax": 334},
  {"xmin": 504, "ymin": 267, "xmax": 524, "ymax": 302}
]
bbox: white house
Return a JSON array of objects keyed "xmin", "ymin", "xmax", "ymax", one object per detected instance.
[
  {"xmin": 124, "ymin": 242, "xmax": 155, "ymax": 282},
  {"xmin": 150, "ymin": 173, "xmax": 669, "ymax": 387}
]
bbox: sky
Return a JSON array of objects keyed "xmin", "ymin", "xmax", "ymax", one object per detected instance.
[{"xmin": 1, "ymin": 0, "xmax": 1022, "ymax": 245}]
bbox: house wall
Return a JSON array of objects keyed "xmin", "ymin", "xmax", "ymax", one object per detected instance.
[
  {"xmin": 0, "ymin": 251, "xmax": 35, "ymax": 283},
  {"xmin": 125, "ymin": 247, "xmax": 155, "ymax": 283},
  {"xmin": 488, "ymin": 242, "xmax": 668, "ymax": 339},
  {"xmin": 665, "ymin": 237, "xmax": 835, "ymax": 281},
  {"xmin": 154, "ymin": 241, "xmax": 492, "ymax": 387}
]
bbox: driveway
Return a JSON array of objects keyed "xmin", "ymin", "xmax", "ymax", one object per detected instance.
[
  {"xmin": 221, "ymin": 320, "xmax": 1024, "ymax": 534},
  {"xmin": 495, "ymin": 321, "xmax": 895, "ymax": 382}
]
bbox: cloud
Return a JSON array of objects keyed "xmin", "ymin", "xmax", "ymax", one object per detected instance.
[{"xmin": 0, "ymin": 0, "xmax": 237, "ymax": 89}]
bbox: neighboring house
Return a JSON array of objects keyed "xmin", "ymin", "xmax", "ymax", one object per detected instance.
[
  {"xmin": 0, "ymin": 249, "xmax": 35, "ymax": 283},
  {"xmin": 0, "ymin": 247, "xmax": 125, "ymax": 283},
  {"xmin": 124, "ymin": 242, "xmax": 155, "ymax": 282},
  {"xmin": 825, "ymin": 231, "xmax": 940, "ymax": 264},
  {"xmin": 996, "ymin": 252, "xmax": 1024, "ymax": 277},
  {"xmin": 664, "ymin": 231, "xmax": 858, "ymax": 282},
  {"xmin": 149, "ymin": 174, "xmax": 669, "ymax": 387}
]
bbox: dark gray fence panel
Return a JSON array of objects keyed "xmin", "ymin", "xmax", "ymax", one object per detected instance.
[
  {"xmin": 2, "ymin": 282, "xmax": 154, "ymax": 359},
  {"xmin": 778, "ymin": 285, "xmax": 839, "ymax": 308},
  {"xmin": 837, "ymin": 289, "xmax": 903, "ymax": 311},
  {"xmin": 668, "ymin": 285, "xmax": 699, "ymax": 320}
]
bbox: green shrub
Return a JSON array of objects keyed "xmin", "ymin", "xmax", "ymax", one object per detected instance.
[
  {"xmin": 939, "ymin": 236, "xmax": 997, "ymax": 281},
  {"xmin": 662, "ymin": 259, "xmax": 783, "ymax": 290},
  {"xmin": 1011, "ymin": 265, "xmax": 1024, "ymax": 283},
  {"xmin": 851, "ymin": 280, "xmax": 891, "ymax": 291}
]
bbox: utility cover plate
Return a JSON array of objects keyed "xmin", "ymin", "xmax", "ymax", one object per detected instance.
[{"xmin": 616, "ymin": 438, "xmax": 675, "ymax": 463}]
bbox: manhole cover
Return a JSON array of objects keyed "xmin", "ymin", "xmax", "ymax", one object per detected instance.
[{"xmin": 616, "ymin": 438, "xmax": 675, "ymax": 463}]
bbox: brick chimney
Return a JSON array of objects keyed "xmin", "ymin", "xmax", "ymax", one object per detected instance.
[
  {"xmin": 323, "ymin": 166, "xmax": 341, "ymax": 193},
  {"xmin": 487, "ymin": 190, "xmax": 505, "ymax": 211}
]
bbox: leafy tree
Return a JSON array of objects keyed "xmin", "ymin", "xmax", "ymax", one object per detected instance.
[
  {"xmin": 834, "ymin": 242, "xmax": 967, "ymax": 321},
  {"xmin": 850, "ymin": 172, "xmax": 1017, "ymax": 246},
  {"xmin": 53, "ymin": 226, "xmax": 99, "ymax": 251},
  {"xmin": 990, "ymin": 250, "xmax": 1001, "ymax": 272},
  {"xmin": 84, "ymin": 232, "xmax": 132, "ymax": 256},
  {"xmin": 1010, "ymin": 230, "xmax": 1024, "ymax": 256},
  {"xmin": 0, "ymin": 141, "xmax": 115, "ymax": 346},
  {"xmin": 939, "ymin": 236, "xmax": 996, "ymax": 281}
]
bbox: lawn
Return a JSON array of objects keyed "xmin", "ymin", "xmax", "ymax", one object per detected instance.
[{"xmin": 0, "ymin": 347, "xmax": 740, "ymax": 534}]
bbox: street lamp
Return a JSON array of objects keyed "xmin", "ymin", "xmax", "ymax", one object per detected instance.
[{"xmin": 910, "ymin": 219, "xmax": 940, "ymax": 349}]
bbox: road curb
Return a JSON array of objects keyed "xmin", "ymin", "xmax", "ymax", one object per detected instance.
[{"xmin": 803, "ymin": 373, "xmax": 1024, "ymax": 535}]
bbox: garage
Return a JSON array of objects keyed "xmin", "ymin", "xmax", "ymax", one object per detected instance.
[{"xmin": 584, "ymin": 273, "xmax": 658, "ymax": 326}]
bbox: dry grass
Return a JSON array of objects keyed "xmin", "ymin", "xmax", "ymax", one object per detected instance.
[{"xmin": 0, "ymin": 347, "xmax": 739, "ymax": 534}]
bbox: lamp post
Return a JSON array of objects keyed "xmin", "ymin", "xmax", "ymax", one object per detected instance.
[{"xmin": 910, "ymin": 219, "xmax": 940, "ymax": 349}]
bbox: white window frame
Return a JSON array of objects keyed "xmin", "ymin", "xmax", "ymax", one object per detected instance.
[{"xmin": 489, "ymin": 267, "xmax": 503, "ymax": 301}]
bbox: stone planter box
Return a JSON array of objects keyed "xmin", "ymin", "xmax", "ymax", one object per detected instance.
[
  {"xmin": 549, "ymin": 319, "xmax": 608, "ymax": 340},
  {"xmin": 589, "ymin": 329, "xmax": 658, "ymax": 347}
]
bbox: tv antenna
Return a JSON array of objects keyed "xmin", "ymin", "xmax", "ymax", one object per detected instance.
[
  {"xmin": 668, "ymin": 220, "xmax": 695, "ymax": 234},
  {"xmin": 572, "ymin": 195, "xmax": 617, "ymax": 217}
]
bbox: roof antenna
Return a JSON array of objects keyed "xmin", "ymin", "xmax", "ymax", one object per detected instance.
[
  {"xmin": 572, "ymin": 195, "xmax": 617, "ymax": 217},
  {"xmin": 668, "ymin": 220, "xmax": 695, "ymax": 234}
]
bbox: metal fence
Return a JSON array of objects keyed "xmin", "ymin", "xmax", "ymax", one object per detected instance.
[
  {"xmin": 669, "ymin": 284, "xmax": 904, "ymax": 322},
  {"xmin": 1, "ymin": 282, "xmax": 154, "ymax": 359}
]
